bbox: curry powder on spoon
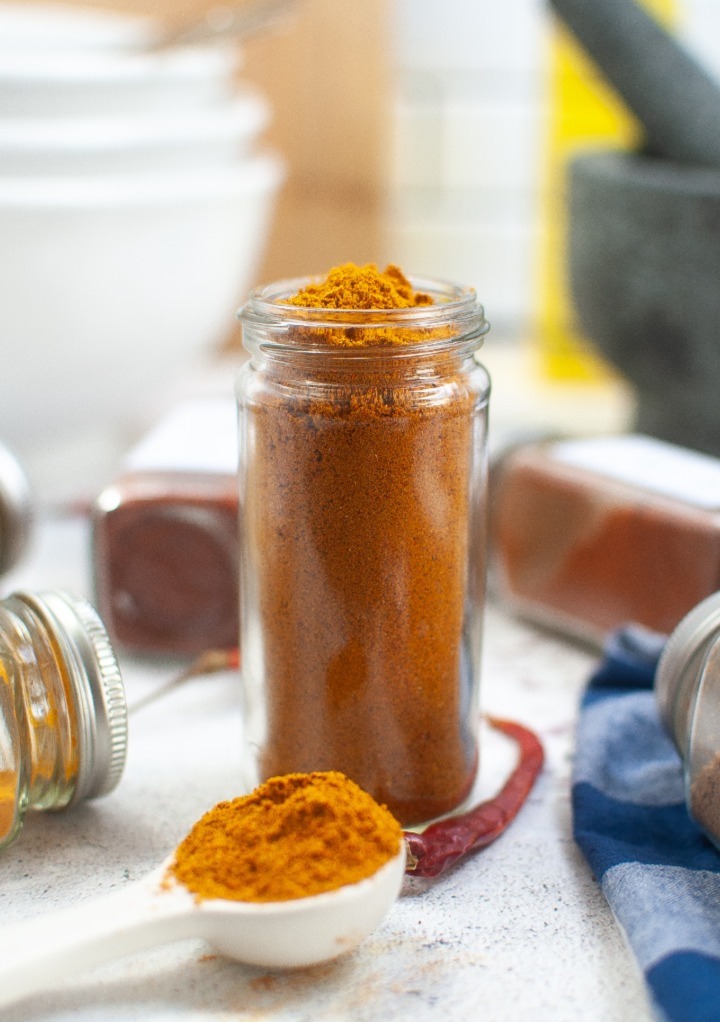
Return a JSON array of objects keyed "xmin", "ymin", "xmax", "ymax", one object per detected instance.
[{"xmin": 169, "ymin": 771, "xmax": 403, "ymax": 902}]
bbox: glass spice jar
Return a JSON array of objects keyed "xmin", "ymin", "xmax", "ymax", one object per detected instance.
[
  {"xmin": 0, "ymin": 589, "xmax": 128, "ymax": 850},
  {"xmin": 656, "ymin": 592, "xmax": 720, "ymax": 852},
  {"xmin": 491, "ymin": 433, "xmax": 720, "ymax": 645},
  {"xmin": 237, "ymin": 276, "xmax": 491, "ymax": 826},
  {"xmin": 93, "ymin": 398, "xmax": 239, "ymax": 657}
]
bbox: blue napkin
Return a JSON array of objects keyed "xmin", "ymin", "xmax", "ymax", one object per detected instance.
[{"xmin": 573, "ymin": 627, "xmax": 720, "ymax": 1022}]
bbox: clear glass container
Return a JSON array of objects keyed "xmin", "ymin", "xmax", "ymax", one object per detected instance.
[
  {"xmin": 656, "ymin": 591, "xmax": 720, "ymax": 850},
  {"xmin": 0, "ymin": 589, "xmax": 127, "ymax": 850},
  {"xmin": 93, "ymin": 399, "xmax": 239, "ymax": 657},
  {"xmin": 237, "ymin": 276, "xmax": 490, "ymax": 826},
  {"xmin": 492, "ymin": 434, "xmax": 720, "ymax": 645}
]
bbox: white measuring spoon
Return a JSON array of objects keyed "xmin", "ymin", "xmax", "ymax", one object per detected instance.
[{"xmin": 0, "ymin": 846, "xmax": 406, "ymax": 1010}]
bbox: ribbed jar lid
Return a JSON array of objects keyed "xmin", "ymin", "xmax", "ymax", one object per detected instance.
[{"xmin": 14, "ymin": 589, "xmax": 128, "ymax": 802}]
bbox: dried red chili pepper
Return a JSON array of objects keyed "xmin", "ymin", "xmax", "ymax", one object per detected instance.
[
  {"xmin": 131, "ymin": 664, "xmax": 541, "ymax": 879},
  {"xmin": 404, "ymin": 716, "xmax": 544, "ymax": 878}
]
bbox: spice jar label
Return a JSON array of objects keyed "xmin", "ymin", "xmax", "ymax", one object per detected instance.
[
  {"xmin": 125, "ymin": 398, "xmax": 237, "ymax": 476},
  {"xmin": 552, "ymin": 434, "xmax": 720, "ymax": 509}
]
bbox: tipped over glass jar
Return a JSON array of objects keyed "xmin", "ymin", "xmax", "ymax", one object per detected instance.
[
  {"xmin": 656, "ymin": 592, "xmax": 720, "ymax": 851},
  {"xmin": 0, "ymin": 590, "xmax": 127, "ymax": 850},
  {"xmin": 236, "ymin": 266, "xmax": 490, "ymax": 826}
]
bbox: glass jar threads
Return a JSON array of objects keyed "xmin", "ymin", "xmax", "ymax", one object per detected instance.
[
  {"xmin": 656, "ymin": 592, "xmax": 720, "ymax": 851},
  {"xmin": 237, "ymin": 270, "xmax": 490, "ymax": 826},
  {"xmin": 0, "ymin": 589, "xmax": 128, "ymax": 850}
]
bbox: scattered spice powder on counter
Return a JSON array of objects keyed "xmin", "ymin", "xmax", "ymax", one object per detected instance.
[
  {"xmin": 168, "ymin": 771, "xmax": 403, "ymax": 903},
  {"xmin": 240, "ymin": 262, "xmax": 489, "ymax": 825}
]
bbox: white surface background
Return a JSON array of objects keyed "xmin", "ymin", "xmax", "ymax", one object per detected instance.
[{"xmin": 0, "ymin": 513, "xmax": 653, "ymax": 1021}]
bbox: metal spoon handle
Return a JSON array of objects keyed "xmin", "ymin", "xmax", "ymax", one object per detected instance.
[
  {"xmin": 0, "ymin": 880, "xmax": 193, "ymax": 1010},
  {"xmin": 150, "ymin": 0, "xmax": 297, "ymax": 51}
]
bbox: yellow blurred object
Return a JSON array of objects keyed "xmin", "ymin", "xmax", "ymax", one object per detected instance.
[{"xmin": 536, "ymin": 0, "xmax": 677, "ymax": 382}]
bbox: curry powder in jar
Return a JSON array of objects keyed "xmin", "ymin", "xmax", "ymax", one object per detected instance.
[{"xmin": 237, "ymin": 265, "xmax": 490, "ymax": 825}]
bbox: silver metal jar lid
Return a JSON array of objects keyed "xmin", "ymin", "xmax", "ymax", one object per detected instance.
[
  {"xmin": 656, "ymin": 591, "xmax": 720, "ymax": 756},
  {"xmin": 14, "ymin": 589, "xmax": 128, "ymax": 802},
  {"xmin": 0, "ymin": 442, "xmax": 32, "ymax": 576}
]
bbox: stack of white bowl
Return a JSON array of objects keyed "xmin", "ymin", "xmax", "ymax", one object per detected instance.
[{"xmin": 0, "ymin": 3, "xmax": 283, "ymax": 503}]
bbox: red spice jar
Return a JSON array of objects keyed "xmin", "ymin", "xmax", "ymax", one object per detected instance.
[
  {"xmin": 491, "ymin": 433, "xmax": 720, "ymax": 644},
  {"xmin": 237, "ymin": 273, "xmax": 490, "ymax": 826},
  {"xmin": 92, "ymin": 398, "xmax": 239, "ymax": 657}
]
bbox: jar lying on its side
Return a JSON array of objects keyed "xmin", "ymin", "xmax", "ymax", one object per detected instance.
[
  {"xmin": 93, "ymin": 398, "xmax": 239, "ymax": 657},
  {"xmin": 0, "ymin": 590, "xmax": 127, "ymax": 850},
  {"xmin": 492, "ymin": 434, "xmax": 720, "ymax": 645},
  {"xmin": 237, "ymin": 273, "xmax": 490, "ymax": 826},
  {"xmin": 656, "ymin": 592, "xmax": 720, "ymax": 851}
]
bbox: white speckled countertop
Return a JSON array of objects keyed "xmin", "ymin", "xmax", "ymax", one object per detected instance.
[{"xmin": 0, "ymin": 505, "xmax": 653, "ymax": 1022}]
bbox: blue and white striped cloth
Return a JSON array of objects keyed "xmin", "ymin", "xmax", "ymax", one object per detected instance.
[{"xmin": 573, "ymin": 627, "xmax": 720, "ymax": 1022}]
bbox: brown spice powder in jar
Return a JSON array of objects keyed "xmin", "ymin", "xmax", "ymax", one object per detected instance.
[
  {"xmin": 239, "ymin": 265, "xmax": 489, "ymax": 826},
  {"xmin": 491, "ymin": 438, "xmax": 720, "ymax": 642},
  {"xmin": 689, "ymin": 752, "xmax": 720, "ymax": 843}
]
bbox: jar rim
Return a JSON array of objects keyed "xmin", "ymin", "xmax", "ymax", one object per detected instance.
[
  {"xmin": 656, "ymin": 591, "xmax": 720, "ymax": 753},
  {"xmin": 239, "ymin": 273, "xmax": 489, "ymax": 348}
]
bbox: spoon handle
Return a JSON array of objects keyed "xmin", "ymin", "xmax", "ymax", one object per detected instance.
[
  {"xmin": 548, "ymin": 0, "xmax": 720, "ymax": 168},
  {"xmin": 0, "ymin": 880, "xmax": 193, "ymax": 1009}
]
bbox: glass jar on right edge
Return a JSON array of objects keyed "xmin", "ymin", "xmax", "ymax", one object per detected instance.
[
  {"xmin": 237, "ymin": 274, "xmax": 490, "ymax": 826},
  {"xmin": 656, "ymin": 593, "xmax": 720, "ymax": 851}
]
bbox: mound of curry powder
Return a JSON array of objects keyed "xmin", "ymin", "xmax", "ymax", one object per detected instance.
[{"xmin": 169, "ymin": 771, "xmax": 403, "ymax": 902}]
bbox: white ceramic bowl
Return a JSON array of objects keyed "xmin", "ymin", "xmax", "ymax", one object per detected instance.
[
  {"xmin": 0, "ymin": 45, "xmax": 241, "ymax": 118},
  {"xmin": 0, "ymin": 154, "xmax": 283, "ymax": 484},
  {"xmin": 0, "ymin": 92, "xmax": 269, "ymax": 175},
  {"xmin": 0, "ymin": 3, "xmax": 153, "ymax": 51},
  {"xmin": 0, "ymin": 4, "xmax": 241, "ymax": 119}
]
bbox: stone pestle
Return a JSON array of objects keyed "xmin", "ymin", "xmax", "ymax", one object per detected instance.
[{"xmin": 547, "ymin": 0, "xmax": 720, "ymax": 168}]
